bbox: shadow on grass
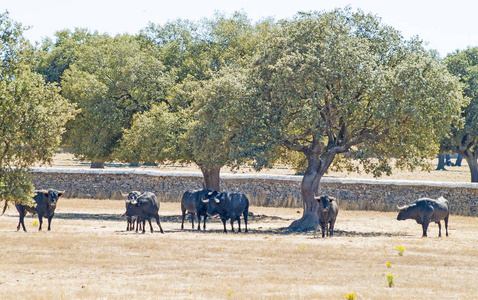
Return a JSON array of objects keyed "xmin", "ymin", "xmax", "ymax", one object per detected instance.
[{"xmin": 49, "ymin": 212, "xmax": 407, "ymax": 237}]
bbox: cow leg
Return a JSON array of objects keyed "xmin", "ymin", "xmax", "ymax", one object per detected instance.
[
  {"xmin": 191, "ymin": 213, "xmax": 195, "ymax": 229},
  {"xmin": 436, "ymin": 221, "xmax": 442, "ymax": 237},
  {"xmin": 329, "ymin": 218, "xmax": 336, "ymax": 237},
  {"xmin": 421, "ymin": 219, "xmax": 430, "ymax": 237},
  {"xmin": 237, "ymin": 218, "xmax": 242, "ymax": 233},
  {"xmin": 47, "ymin": 215, "xmax": 54, "ymax": 231},
  {"xmin": 154, "ymin": 213, "xmax": 164, "ymax": 234},
  {"xmin": 222, "ymin": 219, "xmax": 227, "ymax": 233},
  {"xmin": 181, "ymin": 210, "xmax": 186, "ymax": 229},
  {"xmin": 38, "ymin": 214, "xmax": 43, "ymax": 231},
  {"xmin": 243, "ymin": 210, "xmax": 248, "ymax": 233},
  {"xmin": 148, "ymin": 218, "xmax": 154, "ymax": 233},
  {"xmin": 203, "ymin": 215, "xmax": 207, "ymax": 231},
  {"xmin": 230, "ymin": 219, "xmax": 235, "ymax": 233},
  {"xmin": 319, "ymin": 221, "xmax": 326, "ymax": 238},
  {"xmin": 444, "ymin": 215, "xmax": 449, "ymax": 237},
  {"xmin": 17, "ymin": 209, "xmax": 26, "ymax": 232},
  {"xmin": 196, "ymin": 214, "xmax": 201, "ymax": 231},
  {"xmin": 142, "ymin": 219, "xmax": 146, "ymax": 234}
]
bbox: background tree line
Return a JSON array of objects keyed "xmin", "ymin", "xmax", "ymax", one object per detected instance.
[{"xmin": 1, "ymin": 8, "xmax": 477, "ymax": 230}]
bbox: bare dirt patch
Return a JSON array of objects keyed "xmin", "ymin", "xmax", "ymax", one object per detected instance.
[{"xmin": 1, "ymin": 199, "xmax": 477, "ymax": 299}]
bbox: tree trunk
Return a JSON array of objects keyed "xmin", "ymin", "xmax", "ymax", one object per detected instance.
[
  {"xmin": 201, "ymin": 167, "xmax": 221, "ymax": 191},
  {"xmin": 288, "ymin": 153, "xmax": 322, "ymax": 231},
  {"xmin": 436, "ymin": 154, "xmax": 446, "ymax": 170},
  {"xmin": 464, "ymin": 155, "xmax": 478, "ymax": 182},
  {"xmin": 90, "ymin": 162, "xmax": 105, "ymax": 169},
  {"xmin": 455, "ymin": 155, "xmax": 463, "ymax": 166}
]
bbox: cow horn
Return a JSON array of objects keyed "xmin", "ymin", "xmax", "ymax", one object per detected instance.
[
  {"xmin": 214, "ymin": 198, "xmax": 220, "ymax": 204},
  {"xmin": 120, "ymin": 191, "xmax": 129, "ymax": 198},
  {"xmin": 125, "ymin": 199, "xmax": 131, "ymax": 204},
  {"xmin": 201, "ymin": 199, "xmax": 209, "ymax": 203},
  {"xmin": 397, "ymin": 205, "xmax": 407, "ymax": 210}
]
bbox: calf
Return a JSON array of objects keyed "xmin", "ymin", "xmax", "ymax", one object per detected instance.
[
  {"xmin": 315, "ymin": 195, "xmax": 339, "ymax": 238},
  {"xmin": 15, "ymin": 189, "xmax": 64, "ymax": 231},
  {"xmin": 397, "ymin": 197, "xmax": 449, "ymax": 237},
  {"xmin": 202, "ymin": 191, "xmax": 249, "ymax": 233},
  {"xmin": 181, "ymin": 189, "xmax": 215, "ymax": 231},
  {"xmin": 124, "ymin": 192, "xmax": 164, "ymax": 234}
]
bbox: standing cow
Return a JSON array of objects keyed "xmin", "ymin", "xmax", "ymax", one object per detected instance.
[
  {"xmin": 181, "ymin": 189, "xmax": 216, "ymax": 231},
  {"xmin": 15, "ymin": 189, "xmax": 64, "ymax": 232},
  {"xmin": 124, "ymin": 192, "xmax": 164, "ymax": 234},
  {"xmin": 315, "ymin": 195, "xmax": 339, "ymax": 238},
  {"xmin": 202, "ymin": 191, "xmax": 249, "ymax": 233},
  {"xmin": 122, "ymin": 191, "xmax": 142, "ymax": 231},
  {"xmin": 397, "ymin": 197, "xmax": 450, "ymax": 237}
]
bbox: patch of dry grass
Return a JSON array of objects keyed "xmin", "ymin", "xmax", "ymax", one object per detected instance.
[{"xmin": 0, "ymin": 199, "xmax": 477, "ymax": 299}]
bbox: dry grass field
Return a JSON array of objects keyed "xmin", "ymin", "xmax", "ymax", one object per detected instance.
[{"xmin": 1, "ymin": 198, "xmax": 477, "ymax": 299}]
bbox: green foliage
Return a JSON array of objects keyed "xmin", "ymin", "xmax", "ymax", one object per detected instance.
[
  {"xmin": 35, "ymin": 28, "xmax": 103, "ymax": 84},
  {"xmin": 233, "ymin": 8, "xmax": 464, "ymax": 177},
  {"xmin": 118, "ymin": 13, "xmax": 266, "ymax": 181},
  {"xmin": 60, "ymin": 34, "xmax": 173, "ymax": 163},
  {"xmin": 0, "ymin": 12, "xmax": 76, "ymax": 204},
  {"xmin": 115, "ymin": 103, "xmax": 186, "ymax": 164},
  {"xmin": 444, "ymin": 47, "xmax": 478, "ymax": 181}
]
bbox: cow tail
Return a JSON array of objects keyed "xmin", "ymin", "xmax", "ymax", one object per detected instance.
[{"xmin": 1, "ymin": 200, "xmax": 8, "ymax": 216}]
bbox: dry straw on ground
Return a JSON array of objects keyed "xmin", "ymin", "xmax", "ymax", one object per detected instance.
[{"xmin": 1, "ymin": 199, "xmax": 477, "ymax": 299}]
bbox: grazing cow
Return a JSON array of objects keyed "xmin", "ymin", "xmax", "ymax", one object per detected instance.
[
  {"xmin": 181, "ymin": 189, "xmax": 216, "ymax": 231},
  {"xmin": 15, "ymin": 189, "xmax": 64, "ymax": 232},
  {"xmin": 315, "ymin": 195, "xmax": 339, "ymax": 238},
  {"xmin": 124, "ymin": 192, "xmax": 164, "ymax": 234},
  {"xmin": 202, "ymin": 191, "xmax": 249, "ymax": 233},
  {"xmin": 122, "ymin": 191, "xmax": 142, "ymax": 231},
  {"xmin": 397, "ymin": 197, "xmax": 450, "ymax": 237}
]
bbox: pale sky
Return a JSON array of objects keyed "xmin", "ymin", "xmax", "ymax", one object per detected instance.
[{"xmin": 3, "ymin": 0, "xmax": 478, "ymax": 57}]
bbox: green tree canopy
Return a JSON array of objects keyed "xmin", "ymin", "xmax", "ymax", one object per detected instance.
[
  {"xmin": 35, "ymin": 28, "xmax": 102, "ymax": 84},
  {"xmin": 60, "ymin": 34, "xmax": 173, "ymax": 167},
  {"xmin": 0, "ymin": 12, "xmax": 76, "ymax": 205},
  {"xmin": 117, "ymin": 12, "xmax": 269, "ymax": 189},
  {"xmin": 231, "ymin": 8, "xmax": 465, "ymax": 230}
]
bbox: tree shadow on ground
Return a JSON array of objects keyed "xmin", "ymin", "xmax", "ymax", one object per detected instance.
[{"xmin": 50, "ymin": 212, "xmax": 408, "ymax": 237}]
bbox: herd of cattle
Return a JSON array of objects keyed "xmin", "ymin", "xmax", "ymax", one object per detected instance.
[{"xmin": 11, "ymin": 188, "xmax": 450, "ymax": 238}]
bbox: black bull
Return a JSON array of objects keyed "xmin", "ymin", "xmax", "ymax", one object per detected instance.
[
  {"xmin": 397, "ymin": 197, "xmax": 450, "ymax": 237},
  {"xmin": 180, "ymin": 189, "xmax": 215, "ymax": 231},
  {"xmin": 15, "ymin": 189, "xmax": 64, "ymax": 231},
  {"xmin": 202, "ymin": 191, "xmax": 249, "ymax": 233},
  {"xmin": 124, "ymin": 192, "xmax": 164, "ymax": 234}
]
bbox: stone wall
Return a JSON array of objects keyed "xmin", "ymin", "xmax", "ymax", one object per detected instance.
[{"xmin": 31, "ymin": 168, "xmax": 478, "ymax": 216}]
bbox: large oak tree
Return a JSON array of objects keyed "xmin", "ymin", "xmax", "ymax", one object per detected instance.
[{"xmin": 232, "ymin": 8, "xmax": 465, "ymax": 230}]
